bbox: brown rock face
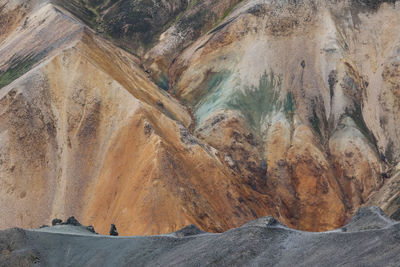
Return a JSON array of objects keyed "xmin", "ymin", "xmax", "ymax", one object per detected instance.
[{"xmin": 1, "ymin": 0, "xmax": 400, "ymax": 235}]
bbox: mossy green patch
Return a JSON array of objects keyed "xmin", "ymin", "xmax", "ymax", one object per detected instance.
[
  {"xmin": 345, "ymin": 102, "xmax": 379, "ymax": 155},
  {"xmin": 221, "ymin": 0, "xmax": 243, "ymax": 21},
  {"xmin": 53, "ymin": 0, "xmax": 98, "ymax": 26},
  {"xmin": 0, "ymin": 56, "xmax": 38, "ymax": 89},
  {"xmin": 227, "ymin": 71, "xmax": 282, "ymax": 130},
  {"xmin": 192, "ymin": 70, "xmax": 295, "ymax": 133},
  {"xmin": 156, "ymin": 74, "xmax": 169, "ymax": 91},
  {"xmin": 283, "ymin": 92, "xmax": 295, "ymax": 121},
  {"xmin": 211, "ymin": 0, "xmax": 243, "ymax": 29},
  {"xmin": 385, "ymin": 140, "xmax": 395, "ymax": 164},
  {"xmin": 309, "ymin": 108, "xmax": 322, "ymax": 138},
  {"xmin": 174, "ymin": 0, "xmax": 200, "ymax": 23}
]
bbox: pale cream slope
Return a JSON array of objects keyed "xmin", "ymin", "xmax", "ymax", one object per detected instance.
[{"xmin": 166, "ymin": 0, "xmax": 400, "ymax": 230}]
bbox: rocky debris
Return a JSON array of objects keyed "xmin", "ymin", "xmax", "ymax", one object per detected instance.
[
  {"xmin": 44, "ymin": 218, "xmax": 98, "ymax": 235},
  {"xmin": 64, "ymin": 216, "xmax": 81, "ymax": 226},
  {"xmin": 224, "ymin": 154, "xmax": 237, "ymax": 169},
  {"xmin": 109, "ymin": 224, "xmax": 118, "ymax": 236},
  {"xmin": 342, "ymin": 206, "xmax": 393, "ymax": 232},
  {"xmin": 51, "ymin": 219, "xmax": 62, "ymax": 226},
  {"xmin": 241, "ymin": 216, "xmax": 282, "ymax": 228},
  {"xmin": 179, "ymin": 124, "xmax": 198, "ymax": 145},
  {"xmin": 355, "ymin": 0, "xmax": 397, "ymax": 10},
  {"xmin": 144, "ymin": 121, "xmax": 153, "ymax": 136},
  {"xmin": 173, "ymin": 224, "xmax": 205, "ymax": 237},
  {"xmin": 1, "ymin": 207, "xmax": 400, "ymax": 266},
  {"xmin": 156, "ymin": 100, "xmax": 164, "ymax": 109},
  {"xmin": 51, "ymin": 217, "xmax": 81, "ymax": 227},
  {"xmin": 0, "ymin": 228, "xmax": 40, "ymax": 266},
  {"xmin": 86, "ymin": 226, "xmax": 97, "ymax": 234},
  {"xmin": 366, "ymin": 171, "xmax": 400, "ymax": 222}
]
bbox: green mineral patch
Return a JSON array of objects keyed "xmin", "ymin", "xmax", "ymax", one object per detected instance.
[
  {"xmin": 283, "ymin": 92, "xmax": 295, "ymax": 120},
  {"xmin": 53, "ymin": 0, "xmax": 98, "ymax": 26},
  {"xmin": 194, "ymin": 70, "xmax": 232, "ymax": 122},
  {"xmin": 174, "ymin": 0, "xmax": 200, "ymax": 23},
  {"xmin": 211, "ymin": 0, "xmax": 243, "ymax": 30},
  {"xmin": 0, "ymin": 56, "xmax": 38, "ymax": 89},
  {"xmin": 309, "ymin": 108, "xmax": 322, "ymax": 138},
  {"xmin": 156, "ymin": 74, "xmax": 169, "ymax": 91},
  {"xmin": 385, "ymin": 140, "xmax": 395, "ymax": 164},
  {"xmin": 193, "ymin": 70, "xmax": 293, "ymax": 132},
  {"xmin": 346, "ymin": 102, "xmax": 380, "ymax": 155},
  {"xmin": 227, "ymin": 71, "xmax": 282, "ymax": 130}
]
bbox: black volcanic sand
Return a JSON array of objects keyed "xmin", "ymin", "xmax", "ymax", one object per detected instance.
[{"xmin": 1, "ymin": 207, "xmax": 399, "ymax": 266}]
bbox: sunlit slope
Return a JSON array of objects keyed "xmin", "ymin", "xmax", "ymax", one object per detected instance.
[
  {"xmin": 167, "ymin": 0, "xmax": 400, "ymax": 230},
  {"xmin": 0, "ymin": 2, "xmax": 273, "ymax": 235}
]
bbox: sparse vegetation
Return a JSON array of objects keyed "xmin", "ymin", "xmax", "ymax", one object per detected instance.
[
  {"xmin": 309, "ymin": 108, "xmax": 322, "ymax": 138},
  {"xmin": 227, "ymin": 71, "xmax": 281, "ymax": 130},
  {"xmin": 0, "ymin": 56, "xmax": 37, "ymax": 88},
  {"xmin": 346, "ymin": 102, "xmax": 380, "ymax": 155},
  {"xmin": 284, "ymin": 92, "xmax": 295, "ymax": 121}
]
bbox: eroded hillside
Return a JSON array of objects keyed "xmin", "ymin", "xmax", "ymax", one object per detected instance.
[{"xmin": 0, "ymin": 0, "xmax": 400, "ymax": 235}]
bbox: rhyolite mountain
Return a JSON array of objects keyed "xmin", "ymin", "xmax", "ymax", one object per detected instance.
[{"xmin": 0, "ymin": 0, "xmax": 400, "ymax": 235}]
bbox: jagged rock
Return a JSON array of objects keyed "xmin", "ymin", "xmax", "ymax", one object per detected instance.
[
  {"xmin": 86, "ymin": 226, "xmax": 97, "ymax": 234},
  {"xmin": 51, "ymin": 219, "xmax": 62, "ymax": 226},
  {"xmin": 173, "ymin": 224, "xmax": 205, "ymax": 237},
  {"xmin": 63, "ymin": 216, "xmax": 81, "ymax": 226},
  {"xmin": 109, "ymin": 224, "xmax": 118, "ymax": 236}
]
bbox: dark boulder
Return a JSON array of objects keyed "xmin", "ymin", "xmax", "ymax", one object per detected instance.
[
  {"xmin": 51, "ymin": 219, "xmax": 62, "ymax": 226},
  {"xmin": 174, "ymin": 224, "xmax": 205, "ymax": 238},
  {"xmin": 63, "ymin": 216, "xmax": 81, "ymax": 226},
  {"xmin": 86, "ymin": 225, "xmax": 97, "ymax": 234},
  {"xmin": 110, "ymin": 224, "xmax": 118, "ymax": 236}
]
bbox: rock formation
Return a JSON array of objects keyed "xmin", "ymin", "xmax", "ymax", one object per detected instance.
[{"xmin": 109, "ymin": 224, "xmax": 118, "ymax": 236}]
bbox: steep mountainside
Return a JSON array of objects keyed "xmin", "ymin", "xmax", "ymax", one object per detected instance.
[
  {"xmin": 166, "ymin": 0, "xmax": 400, "ymax": 230},
  {"xmin": 0, "ymin": 0, "xmax": 276, "ymax": 235},
  {"xmin": 0, "ymin": 0, "xmax": 400, "ymax": 235}
]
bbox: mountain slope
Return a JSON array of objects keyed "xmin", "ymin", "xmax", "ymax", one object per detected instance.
[
  {"xmin": 0, "ymin": 1, "xmax": 273, "ymax": 235},
  {"xmin": 165, "ymin": 0, "xmax": 400, "ymax": 230},
  {"xmin": 0, "ymin": 0, "xmax": 400, "ymax": 235}
]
